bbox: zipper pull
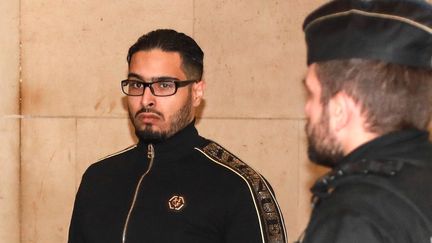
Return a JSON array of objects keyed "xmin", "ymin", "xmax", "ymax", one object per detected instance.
[{"xmin": 147, "ymin": 144, "xmax": 154, "ymax": 159}]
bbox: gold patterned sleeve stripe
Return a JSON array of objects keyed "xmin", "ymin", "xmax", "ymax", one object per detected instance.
[{"xmin": 195, "ymin": 142, "xmax": 287, "ymax": 243}]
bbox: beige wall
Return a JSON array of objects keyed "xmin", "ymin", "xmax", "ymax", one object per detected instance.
[
  {"xmin": 1, "ymin": 0, "xmax": 357, "ymax": 242},
  {"xmin": 0, "ymin": 0, "xmax": 20, "ymax": 242}
]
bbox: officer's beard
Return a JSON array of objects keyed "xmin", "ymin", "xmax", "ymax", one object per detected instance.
[{"xmin": 305, "ymin": 108, "xmax": 344, "ymax": 167}]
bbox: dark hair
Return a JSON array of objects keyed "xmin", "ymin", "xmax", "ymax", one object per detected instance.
[
  {"xmin": 127, "ymin": 29, "xmax": 204, "ymax": 80},
  {"xmin": 316, "ymin": 59, "xmax": 432, "ymax": 134}
]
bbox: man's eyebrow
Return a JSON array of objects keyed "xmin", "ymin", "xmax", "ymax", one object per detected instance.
[
  {"xmin": 127, "ymin": 73, "xmax": 144, "ymax": 80},
  {"xmin": 127, "ymin": 73, "xmax": 180, "ymax": 82},
  {"xmin": 153, "ymin": 76, "xmax": 180, "ymax": 81}
]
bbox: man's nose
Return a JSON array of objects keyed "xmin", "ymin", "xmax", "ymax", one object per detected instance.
[{"xmin": 140, "ymin": 86, "xmax": 155, "ymax": 108}]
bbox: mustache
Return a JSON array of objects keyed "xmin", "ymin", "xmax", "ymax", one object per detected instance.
[{"xmin": 135, "ymin": 107, "xmax": 164, "ymax": 119}]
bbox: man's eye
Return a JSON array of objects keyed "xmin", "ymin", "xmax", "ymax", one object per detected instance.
[
  {"xmin": 158, "ymin": 81, "xmax": 175, "ymax": 89},
  {"xmin": 130, "ymin": 81, "xmax": 144, "ymax": 89}
]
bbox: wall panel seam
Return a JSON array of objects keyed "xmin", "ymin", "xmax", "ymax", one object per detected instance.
[{"xmin": 18, "ymin": 0, "xmax": 23, "ymax": 242}]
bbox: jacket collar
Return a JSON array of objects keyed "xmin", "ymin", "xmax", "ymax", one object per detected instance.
[
  {"xmin": 340, "ymin": 129, "xmax": 432, "ymax": 166},
  {"xmin": 136, "ymin": 121, "xmax": 206, "ymax": 162}
]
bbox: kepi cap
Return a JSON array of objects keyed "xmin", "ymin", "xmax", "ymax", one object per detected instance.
[{"xmin": 303, "ymin": 0, "xmax": 432, "ymax": 68}]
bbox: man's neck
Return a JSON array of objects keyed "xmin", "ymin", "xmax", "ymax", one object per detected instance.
[{"xmin": 342, "ymin": 129, "xmax": 379, "ymax": 156}]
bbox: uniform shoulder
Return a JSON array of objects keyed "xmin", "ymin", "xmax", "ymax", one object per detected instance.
[
  {"xmin": 305, "ymin": 181, "xmax": 394, "ymax": 242},
  {"xmin": 318, "ymin": 177, "xmax": 406, "ymax": 214},
  {"xmin": 303, "ymin": 209, "xmax": 388, "ymax": 243},
  {"xmin": 308, "ymin": 176, "xmax": 432, "ymax": 243}
]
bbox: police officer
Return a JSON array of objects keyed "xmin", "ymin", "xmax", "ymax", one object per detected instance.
[
  {"xmin": 300, "ymin": 0, "xmax": 432, "ymax": 242},
  {"xmin": 68, "ymin": 29, "xmax": 287, "ymax": 243}
]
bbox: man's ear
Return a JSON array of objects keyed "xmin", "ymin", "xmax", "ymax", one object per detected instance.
[
  {"xmin": 328, "ymin": 91, "xmax": 352, "ymax": 132},
  {"xmin": 192, "ymin": 80, "xmax": 205, "ymax": 107}
]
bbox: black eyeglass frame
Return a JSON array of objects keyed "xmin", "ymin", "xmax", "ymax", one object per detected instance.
[{"xmin": 121, "ymin": 79, "xmax": 199, "ymax": 97}]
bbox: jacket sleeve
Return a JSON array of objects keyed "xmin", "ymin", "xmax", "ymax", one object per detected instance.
[
  {"xmin": 200, "ymin": 142, "xmax": 287, "ymax": 243},
  {"xmin": 68, "ymin": 168, "xmax": 92, "ymax": 243},
  {"xmin": 68, "ymin": 187, "xmax": 85, "ymax": 243},
  {"xmin": 225, "ymin": 174, "xmax": 287, "ymax": 243},
  {"xmin": 224, "ymin": 182, "xmax": 265, "ymax": 243}
]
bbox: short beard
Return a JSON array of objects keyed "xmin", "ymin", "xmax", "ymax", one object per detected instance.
[
  {"xmin": 132, "ymin": 90, "xmax": 193, "ymax": 144},
  {"xmin": 135, "ymin": 125, "xmax": 167, "ymax": 144},
  {"xmin": 306, "ymin": 108, "xmax": 344, "ymax": 167}
]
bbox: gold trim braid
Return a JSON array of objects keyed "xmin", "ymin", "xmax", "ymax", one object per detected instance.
[{"xmin": 200, "ymin": 142, "xmax": 287, "ymax": 243}]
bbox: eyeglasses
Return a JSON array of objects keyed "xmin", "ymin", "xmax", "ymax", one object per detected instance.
[{"xmin": 121, "ymin": 79, "xmax": 198, "ymax": 97}]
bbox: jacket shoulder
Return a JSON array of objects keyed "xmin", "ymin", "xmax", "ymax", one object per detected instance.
[
  {"xmin": 83, "ymin": 144, "xmax": 137, "ymax": 175},
  {"xmin": 96, "ymin": 144, "xmax": 137, "ymax": 163},
  {"xmin": 195, "ymin": 141, "xmax": 287, "ymax": 243}
]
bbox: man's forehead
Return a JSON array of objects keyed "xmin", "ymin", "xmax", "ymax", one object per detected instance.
[
  {"xmin": 128, "ymin": 50, "xmax": 186, "ymax": 80},
  {"xmin": 127, "ymin": 72, "xmax": 179, "ymax": 81},
  {"xmin": 128, "ymin": 50, "xmax": 182, "ymax": 69},
  {"xmin": 130, "ymin": 49, "xmax": 181, "ymax": 60}
]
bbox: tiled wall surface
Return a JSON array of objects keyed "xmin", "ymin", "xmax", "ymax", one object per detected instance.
[
  {"xmin": 0, "ymin": 0, "xmax": 20, "ymax": 242},
  {"xmin": 13, "ymin": 0, "xmax": 429, "ymax": 242}
]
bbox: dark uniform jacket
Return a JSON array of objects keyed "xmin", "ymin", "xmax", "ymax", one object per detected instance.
[
  {"xmin": 68, "ymin": 122, "xmax": 287, "ymax": 243},
  {"xmin": 302, "ymin": 129, "xmax": 432, "ymax": 243}
]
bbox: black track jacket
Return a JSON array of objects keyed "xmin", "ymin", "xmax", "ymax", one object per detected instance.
[{"xmin": 68, "ymin": 122, "xmax": 287, "ymax": 243}]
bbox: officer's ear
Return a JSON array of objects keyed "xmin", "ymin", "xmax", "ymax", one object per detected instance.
[
  {"xmin": 328, "ymin": 91, "xmax": 352, "ymax": 132},
  {"xmin": 192, "ymin": 80, "xmax": 205, "ymax": 107}
]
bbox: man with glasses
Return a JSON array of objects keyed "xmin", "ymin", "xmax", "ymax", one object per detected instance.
[
  {"xmin": 299, "ymin": 0, "xmax": 432, "ymax": 242},
  {"xmin": 68, "ymin": 29, "xmax": 286, "ymax": 243}
]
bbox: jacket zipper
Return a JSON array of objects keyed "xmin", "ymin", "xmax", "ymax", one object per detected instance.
[{"xmin": 122, "ymin": 144, "xmax": 155, "ymax": 243}]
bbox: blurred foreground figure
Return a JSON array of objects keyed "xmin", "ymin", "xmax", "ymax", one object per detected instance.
[{"xmin": 300, "ymin": 0, "xmax": 432, "ymax": 242}]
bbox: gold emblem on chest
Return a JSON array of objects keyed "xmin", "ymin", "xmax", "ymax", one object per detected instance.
[{"xmin": 168, "ymin": 195, "xmax": 186, "ymax": 211}]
